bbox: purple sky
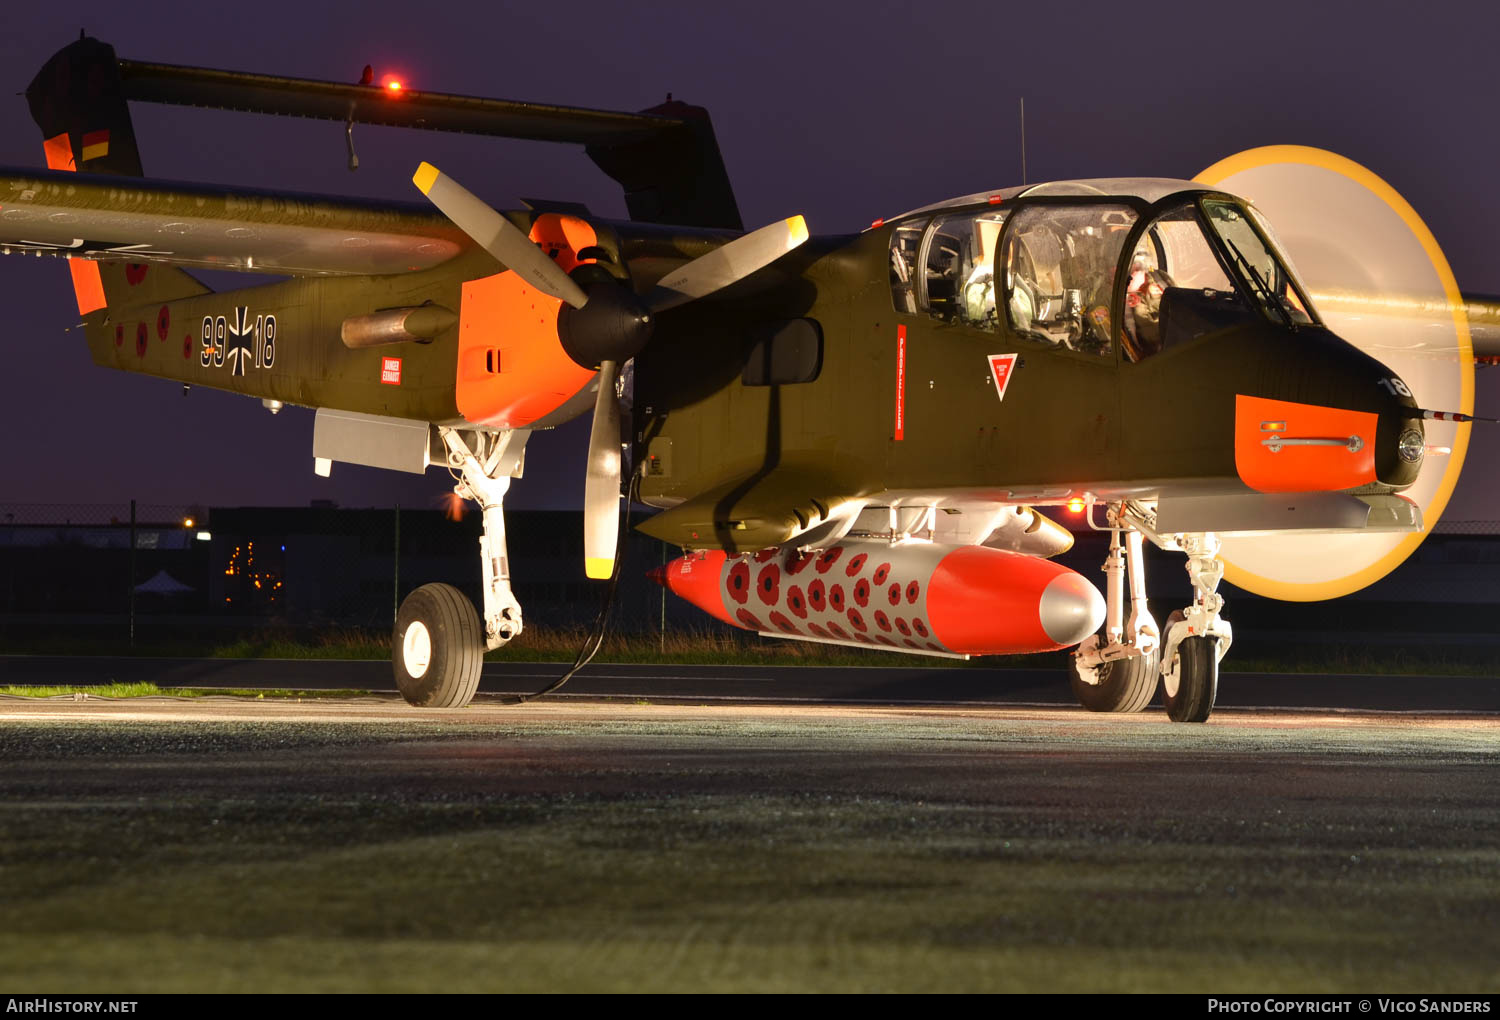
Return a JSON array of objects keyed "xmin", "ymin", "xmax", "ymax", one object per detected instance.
[{"xmin": 1, "ymin": 1, "xmax": 1497, "ymax": 517}]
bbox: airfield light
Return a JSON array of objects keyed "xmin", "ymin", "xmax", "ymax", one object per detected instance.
[
  {"xmin": 1066, "ymin": 496, "xmax": 1086, "ymax": 514},
  {"xmin": 196, "ymin": 531, "xmax": 211, "ymax": 542},
  {"xmin": 182, "ymin": 516, "xmax": 194, "ymax": 528}
]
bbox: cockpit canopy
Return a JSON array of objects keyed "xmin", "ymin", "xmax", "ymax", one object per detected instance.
[{"xmin": 888, "ymin": 182, "xmax": 1317, "ymax": 361}]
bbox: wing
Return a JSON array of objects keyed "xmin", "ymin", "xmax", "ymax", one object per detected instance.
[{"xmin": 0, "ymin": 167, "xmax": 475, "ymax": 276}]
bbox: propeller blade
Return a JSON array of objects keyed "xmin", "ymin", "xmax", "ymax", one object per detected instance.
[
  {"xmin": 645, "ymin": 214, "xmax": 809, "ymax": 314},
  {"xmin": 412, "ymin": 162, "xmax": 589, "ymax": 310},
  {"xmin": 583, "ymin": 359, "xmax": 623, "ymax": 580}
]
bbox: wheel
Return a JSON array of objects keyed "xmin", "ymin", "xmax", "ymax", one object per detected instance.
[
  {"xmin": 1163, "ymin": 634, "xmax": 1218, "ymax": 723},
  {"xmin": 1070, "ymin": 638, "xmax": 1160, "ymax": 713},
  {"xmin": 393, "ymin": 583, "xmax": 484, "ymax": 708}
]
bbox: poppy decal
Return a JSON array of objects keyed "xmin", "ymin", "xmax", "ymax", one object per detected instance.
[
  {"xmin": 787, "ymin": 551, "xmax": 817, "ymax": 575},
  {"xmin": 906, "ymin": 580, "xmax": 921, "ymax": 604},
  {"xmin": 769, "ymin": 610, "xmax": 798, "ymax": 634},
  {"xmin": 895, "ymin": 618, "xmax": 911, "ymax": 636},
  {"xmin": 135, "ymin": 322, "xmax": 148, "ymax": 357},
  {"xmin": 888, "ymin": 583, "xmax": 902, "ymax": 606},
  {"xmin": 875, "ymin": 610, "xmax": 891, "ymax": 632},
  {"xmin": 847, "ymin": 608, "xmax": 866, "ymax": 631},
  {"xmin": 727, "ymin": 560, "xmax": 751, "ymax": 605},
  {"xmin": 736, "ymin": 608, "xmax": 764, "ymax": 630},
  {"xmin": 853, "ymin": 578, "xmax": 871, "ymax": 607},
  {"xmin": 827, "ymin": 622, "xmax": 849, "ymax": 639},
  {"xmin": 808, "ymin": 623, "xmax": 830, "ymax": 639},
  {"xmin": 156, "ymin": 305, "xmax": 170, "ymax": 341},
  {"xmin": 828, "ymin": 584, "xmax": 845, "ymax": 612},
  {"xmin": 816, "ymin": 547, "xmax": 843, "ymax": 573},
  {"xmin": 757, "ymin": 564, "xmax": 782, "ymax": 605},
  {"xmin": 913, "ymin": 618, "xmax": 929, "ymax": 638},
  {"xmin": 787, "ymin": 585, "xmax": 808, "ymax": 619},
  {"xmin": 873, "ymin": 562, "xmax": 891, "ymax": 585},
  {"xmin": 754, "ymin": 547, "xmax": 779, "ymax": 563},
  {"xmin": 904, "ymin": 638, "xmax": 921, "ymax": 649},
  {"xmin": 876, "ymin": 634, "xmax": 897, "ymax": 646},
  {"xmin": 807, "ymin": 579, "xmax": 827, "ymax": 612},
  {"xmin": 182, "ymin": 334, "xmax": 193, "ymax": 359},
  {"xmin": 845, "ymin": 552, "xmax": 868, "ymax": 577}
]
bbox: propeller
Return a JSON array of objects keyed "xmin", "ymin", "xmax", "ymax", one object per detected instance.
[{"xmin": 413, "ymin": 161, "xmax": 809, "ymax": 578}]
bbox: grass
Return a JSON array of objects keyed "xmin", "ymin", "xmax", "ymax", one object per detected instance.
[
  {"xmin": 3, "ymin": 624, "xmax": 1500, "ymax": 677},
  {"xmin": 0, "ymin": 682, "xmax": 373, "ymax": 700}
]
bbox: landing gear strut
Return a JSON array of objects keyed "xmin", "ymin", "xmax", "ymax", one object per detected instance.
[
  {"xmin": 391, "ymin": 426, "xmax": 530, "ymax": 709},
  {"xmin": 1071, "ymin": 505, "xmax": 1159, "ymax": 712}
]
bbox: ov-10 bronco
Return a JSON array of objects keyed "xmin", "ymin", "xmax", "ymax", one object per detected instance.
[{"xmin": 2, "ymin": 36, "xmax": 1480, "ymax": 719}]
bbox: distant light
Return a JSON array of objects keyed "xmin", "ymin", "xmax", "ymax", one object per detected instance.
[
  {"xmin": 385, "ymin": 80, "xmax": 404, "ymax": 93},
  {"xmin": 182, "ymin": 516, "xmax": 195, "ymax": 528},
  {"xmin": 1066, "ymin": 497, "xmax": 1086, "ymax": 514},
  {"xmin": 196, "ymin": 531, "xmax": 211, "ymax": 542}
]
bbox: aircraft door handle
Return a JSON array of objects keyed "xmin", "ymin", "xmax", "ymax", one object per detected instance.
[{"xmin": 1260, "ymin": 435, "xmax": 1364, "ymax": 453}]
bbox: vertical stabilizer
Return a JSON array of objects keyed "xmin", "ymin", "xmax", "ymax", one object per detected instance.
[{"xmin": 26, "ymin": 36, "xmax": 209, "ymax": 315}]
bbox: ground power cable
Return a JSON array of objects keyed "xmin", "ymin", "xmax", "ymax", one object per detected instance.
[{"xmin": 500, "ymin": 470, "xmax": 639, "ymax": 705}]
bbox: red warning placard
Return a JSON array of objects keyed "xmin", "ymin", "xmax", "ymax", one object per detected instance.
[
  {"xmin": 381, "ymin": 357, "xmax": 402, "ymax": 385},
  {"xmin": 987, "ymin": 353, "xmax": 1018, "ymax": 402}
]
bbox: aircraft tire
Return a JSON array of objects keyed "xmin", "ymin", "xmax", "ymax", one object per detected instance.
[
  {"xmin": 1163, "ymin": 635, "xmax": 1217, "ymax": 723},
  {"xmin": 1070, "ymin": 645, "xmax": 1159, "ymax": 713},
  {"xmin": 393, "ymin": 582, "xmax": 484, "ymax": 709}
]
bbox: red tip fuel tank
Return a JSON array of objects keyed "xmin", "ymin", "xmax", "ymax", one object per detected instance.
[{"xmin": 648, "ymin": 539, "xmax": 1104, "ymax": 656}]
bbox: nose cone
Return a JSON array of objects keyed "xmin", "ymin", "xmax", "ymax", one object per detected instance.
[
  {"xmin": 1038, "ymin": 572, "xmax": 1106, "ymax": 647},
  {"xmin": 654, "ymin": 551, "xmax": 735, "ymax": 625},
  {"xmin": 646, "ymin": 564, "xmax": 668, "ymax": 588}
]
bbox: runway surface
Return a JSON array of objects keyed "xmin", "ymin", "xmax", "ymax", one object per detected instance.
[
  {"xmin": 4, "ymin": 654, "xmax": 1500, "ymax": 712},
  {"xmin": 1, "ymin": 672, "xmax": 1497, "ymax": 991}
]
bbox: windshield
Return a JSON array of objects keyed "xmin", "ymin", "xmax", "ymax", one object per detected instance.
[{"xmin": 1201, "ymin": 198, "xmax": 1316, "ymax": 327}]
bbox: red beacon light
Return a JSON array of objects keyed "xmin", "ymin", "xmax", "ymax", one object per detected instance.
[
  {"xmin": 385, "ymin": 79, "xmax": 405, "ymax": 94},
  {"xmin": 1066, "ymin": 496, "xmax": 1086, "ymax": 514}
]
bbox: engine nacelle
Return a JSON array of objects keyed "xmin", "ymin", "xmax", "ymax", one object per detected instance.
[{"xmin": 650, "ymin": 538, "xmax": 1104, "ymax": 656}]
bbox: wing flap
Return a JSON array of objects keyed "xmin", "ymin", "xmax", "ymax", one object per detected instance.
[{"xmin": 0, "ymin": 167, "xmax": 472, "ymax": 276}]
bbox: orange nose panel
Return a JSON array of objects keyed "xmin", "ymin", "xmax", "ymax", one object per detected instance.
[
  {"xmin": 1234, "ymin": 394, "xmax": 1378, "ymax": 493},
  {"xmin": 455, "ymin": 214, "xmax": 598, "ymax": 428}
]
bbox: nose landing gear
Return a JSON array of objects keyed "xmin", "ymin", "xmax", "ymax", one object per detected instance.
[{"xmin": 1069, "ymin": 502, "xmax": 1231, "ymax": 722}]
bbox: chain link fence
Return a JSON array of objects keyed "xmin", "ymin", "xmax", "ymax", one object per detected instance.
[{"xmin": 0, "ymin": 501, "xmax": 690, "ymax": 649}]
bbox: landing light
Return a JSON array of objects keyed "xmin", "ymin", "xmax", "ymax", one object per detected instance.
[{"xmin": 385, "ymin": 80, "xmax": 404, "ymax": 93}]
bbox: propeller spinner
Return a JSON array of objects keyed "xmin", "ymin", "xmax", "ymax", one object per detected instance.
[{"xmin": 413, "ymin": 162, "xmax": 809, "ymax": 577}]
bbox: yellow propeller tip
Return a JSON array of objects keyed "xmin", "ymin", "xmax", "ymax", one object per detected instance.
[
  {"xmin": 787, "ymin": 214, "xmax": 809, "ymax": 245},
  {"xmin": 585, "ymin": 557, "xmax": 614, "ymax": 580},
  {"xmin": 412, "ymin": 162, "xmax": 440, "ymax": 195}
]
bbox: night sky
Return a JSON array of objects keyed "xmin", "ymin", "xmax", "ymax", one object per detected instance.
[{"xmin": 1, "ymin": 1, "xmax": 1497, "ymax": 518}]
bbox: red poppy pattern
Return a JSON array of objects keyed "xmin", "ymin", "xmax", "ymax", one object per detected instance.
[
  {"xmin": 698, "ymin": 539, "xmax": 979, "ymax": 658},
  {"xmin": 727, "ymin": 560, "xmax": 751, "ymax": 604},
  {"xmin": 156, "ymin": 305, "xmax": 170, "ymax": 341},
  {"xmin": 787, "ymin": 585, "xmax": 808, "ymax": 619},
  {"xmin": 757, "ymin": 565, "xmax": 781, "ymax": 605}
]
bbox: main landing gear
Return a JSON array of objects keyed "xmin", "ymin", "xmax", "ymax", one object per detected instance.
[
  {"xmin": 1070, "ymin": 501, "xmax": 1232, "ymax": 723},
  {"xmin": 392, "ymin": 426, "xmax": 530, "ymax": 709}
]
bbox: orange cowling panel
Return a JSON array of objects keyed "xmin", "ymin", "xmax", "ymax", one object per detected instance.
[
  {"xmin": 454, "ymin": 214, "xmax": 598, "ymax": 428},
  {"xmin": 1234, "ymin": 395, "xmax": 1378, "ymax": 493}
]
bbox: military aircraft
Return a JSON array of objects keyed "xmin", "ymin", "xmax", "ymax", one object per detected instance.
[{"xmin": 2, "ymin": 36, "xmax": 1483, "ymax": 719}]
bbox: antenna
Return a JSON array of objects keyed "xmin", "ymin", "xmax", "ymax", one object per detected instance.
[{"xmin": 1020, "ymin": 97, "xmax": 1027, "ymax": 185}]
